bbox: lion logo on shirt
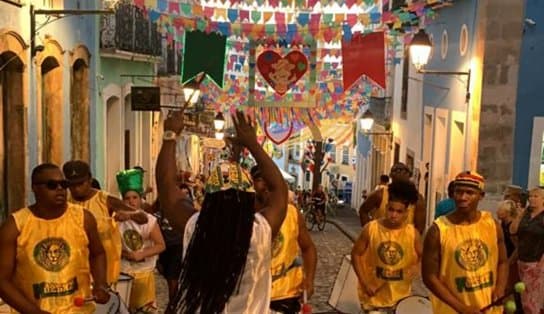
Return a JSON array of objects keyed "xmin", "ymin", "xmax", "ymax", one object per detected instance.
[
  {"xmin": 33, "ymin": 238, "xmax": 71, "ymax": 272},
  {"xmin": 377, "ymin": 241, "xmax": 404, "ymax": 265},
  {"xmin": 454, "ymin": 239, "xmax": 489, "ymax": 271},
  {"xmin": 123, "ymin": 229, "xmax": 143, "ymax": 251},
  {"xmin": 272, "ymin": 231, "xmax": 284, "ymax": 258}
]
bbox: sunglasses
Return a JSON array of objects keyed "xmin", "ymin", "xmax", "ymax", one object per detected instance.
[{"xmin": 34, "ymin": 180, "xmax": 70, "ymax": 190}]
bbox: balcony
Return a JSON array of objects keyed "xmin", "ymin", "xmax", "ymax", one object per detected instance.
[
  {"xmin": 157, "ymin": 40, "xmax": 182, "ymax": 76},
  {"xmin": 100, "ymin": 0, "xmax": 162, "ymax": 60}
]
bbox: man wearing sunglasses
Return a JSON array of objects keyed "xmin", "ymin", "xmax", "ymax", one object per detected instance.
[
  {"xmin": 0, "ymin": 163, "xmax": 109, "ymax": 313},
  {"xmin": 63, "ymin": 160, "xmax": 148, "ymax": 286}
]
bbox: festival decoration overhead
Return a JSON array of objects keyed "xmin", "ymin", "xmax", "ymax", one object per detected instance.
[
  {"xmin": 264, "ymin": 121, "xmax": 294, "ymax": 145},
  {"xmin": 257, "ymin": 50, "xmax": 308, "ymax": 95},
  {"xmin": 342, "ymin": 31, "xmax": 386, "ymax": 90},
  {"xmin": 182, "ymin": 30, "xmax": 227, "ymax": 88}
]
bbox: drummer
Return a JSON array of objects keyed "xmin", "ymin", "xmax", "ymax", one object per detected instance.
[
  {"xmin": 351, "ymin": 180, "xmax": 421, "ymax": 313},
  {"xmin": 422, "ymin": 171, "xmax": 508, "ymax": 314},
  {"xmin": 116, "ymin": 169, "xmax": 165, "ymax": 313}
]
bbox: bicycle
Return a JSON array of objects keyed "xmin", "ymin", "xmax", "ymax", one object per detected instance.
[
  {"xmin": 304, "ymin": 202, "xmax": 326, "ymax": 231},
  {"xmin": 327, "ymin": 193, "xmax": 339, "ymax": 217}
]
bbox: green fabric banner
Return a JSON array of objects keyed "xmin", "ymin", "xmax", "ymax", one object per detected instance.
[{"xmin": 181, "ymin": 30, "xmax": 227, "ymax": 88}]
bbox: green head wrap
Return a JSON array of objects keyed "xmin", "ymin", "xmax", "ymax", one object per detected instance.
[{"xmin": 116, "ymin": 168, "xmax": 144, "ymax": 196}]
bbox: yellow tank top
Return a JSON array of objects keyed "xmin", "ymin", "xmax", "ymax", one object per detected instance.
[
  {"xmin": 270, "ymin": 204, "xmax": 304, "ymax": 300},
  {"xmin": 376, "ymin": 187, "xmax": 415, "ymax": 224},
  {"xmin": 432, "ymin": 211, "xmax": 501, "ymax": 314},
  {"xmin": 11, "ymin": 204, "xmax": 94, "ymax": 313},
  {"xmin": 358, "ymin": 220, "xmax": 417, "ymax": 309},
  {"xmin": 69, "ymin": 190, "xmax": 122, "ymax": 284}
]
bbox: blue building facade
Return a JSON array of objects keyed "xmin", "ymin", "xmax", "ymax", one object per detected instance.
[{"xmin": 513, "ymin": 0, "xmax": 544, "ymax": 188}]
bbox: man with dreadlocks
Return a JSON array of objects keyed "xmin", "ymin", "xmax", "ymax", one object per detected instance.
[{"xmin": 156, "ymin": 110, "xmax": 288, "ymax": 313}]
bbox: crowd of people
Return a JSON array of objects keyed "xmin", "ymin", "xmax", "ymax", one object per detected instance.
[{"xmin": 0, "ymin": 108, "xmax": 542, "ymax": 314}]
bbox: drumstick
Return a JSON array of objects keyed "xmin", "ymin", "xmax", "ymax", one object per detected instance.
[
  {"xmin": 74, "ymin": 296, "xmax": 95, "ymax": 307},
  {"xmin": 480, "ymin": 282, "xmax": 526, "ymax": 312}
]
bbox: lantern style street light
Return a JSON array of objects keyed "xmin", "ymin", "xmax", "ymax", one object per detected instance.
[
  {"xmin": 183, "ymin": 80, "xmax": 202, "ymax": 105},
  {"xmin": 214, "ymin": 112, "xmax": 225, "ymax": 131},
  {"xmin": 408, "ymin": 29, "xmax": 471, "ymax": 102}
]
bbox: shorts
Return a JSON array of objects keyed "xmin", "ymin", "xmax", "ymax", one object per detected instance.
[{"xmin": 158, "ymin": 245, "xmax": 183, "ymax": 280}]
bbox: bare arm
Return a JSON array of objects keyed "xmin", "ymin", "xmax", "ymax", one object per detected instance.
[
  {"xmin": 155, "ymin": 111, "xmax": 197, "ymax": 233},
  {"xmin": 297, "ymin": 211, "xmax": 317, "ymax": 298},
  {"xmin": 408, "ymin": 230, "xmax": 423, "ymax": 279},
  {"xmin": 493, "ymin": 220, "xmax": 509, "ymax": 299},
  {"xmin": 422, "ymin": 224, "xmax": 469, "ymax": 313},
  {"xmin": 358, "ymin": 189, "xmax": 382, "ymax": 227},
  {"xmin": 107, "ymin": 195, "xmax": 149, "ymax": 224},
  {"xmin": 233, "ymin": 111, "xmax": 287, "ymax": 238},
  {"xmin": 0, "ymin": 217, "xmax": 48, "ymax": 314},
  {"xmin": 351, "ymin": 224, "xmax": 380, "ymax": 294},
  {"xmin": 125, "ymin": 221, "xmax": 166, "ymax": 262},
  {"xmin": 83, "ymin": 210, "xmax": 107, "ymax": 290},
  {"xmin": 414, "ymin": 193, "xmax": 427, "ymax": 235}
]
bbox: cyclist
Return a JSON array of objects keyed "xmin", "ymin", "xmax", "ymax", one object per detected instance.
[{"xmin": 312, "ymin": 185, "xmax": 327, "ymax": 223}]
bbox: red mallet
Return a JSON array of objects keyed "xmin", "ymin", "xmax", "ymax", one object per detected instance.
[{"xmin": 74, "ymin": 296, "xmax": 94, "ymax": 307}]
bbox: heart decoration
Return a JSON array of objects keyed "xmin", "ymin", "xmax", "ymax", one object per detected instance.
[
  {"xmin": 257, "ymin": 50, "xmax": 308, "ymax": 95},
  {"xmin": 264, "ymin": 122, "xmax": 294, "ymax": 145}
]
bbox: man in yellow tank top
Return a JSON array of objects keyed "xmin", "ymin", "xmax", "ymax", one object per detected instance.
[
  {"xmin": 251, "ymin": 166, "xmax": 317, "ymax": 313},
  {"xmin": 62, "ymin": 160, "xmax": 148, "ymax": 285},
  {"xmin": 0, "ymin": 163, "xmax": 109, "ymax": 314},
  {"xmin": 359, "ymin": 163, "xmax": 427, "ymax": 235},
  {"xmin": 351, "ymin": 180, "xmax": 421, "ymax": 312},
  {"xmin": 422, "ymin": 171, "xmax": 508, "ymax": 314}
]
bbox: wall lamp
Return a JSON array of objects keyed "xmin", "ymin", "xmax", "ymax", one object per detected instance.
[
  {"xmin": 409, "ymin": 29, "xmax": 471, "ymax": 102},
  {"xmin": 30, "ymin": 5, "xmax": 114, "ymax": 57},
  {"xmin": 359, "ymin": 109, "xmax": 394, "ymax": 143}
]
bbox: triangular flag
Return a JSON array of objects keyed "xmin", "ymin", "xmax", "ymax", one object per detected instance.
[
  {"xmin": 182, "ymin": 30, "xmax": 227, "ymax": 88},
  {"xmin": 341, "ymin": 31, "xmax": 386, "ymax": 90}
]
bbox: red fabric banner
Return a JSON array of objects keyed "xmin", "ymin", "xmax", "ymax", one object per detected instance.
[{"xmin": 341, "ymin": 31, "xmax": 386, "ymax": 90}]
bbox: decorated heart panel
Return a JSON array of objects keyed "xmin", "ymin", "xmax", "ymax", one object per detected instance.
[
  {"xmin": 264, "ymin": 122, "xmax": 294, "ymax": 145},
  {"xmin": 257, "ymin": 50, "xmax": 308, "ymax": 95}
]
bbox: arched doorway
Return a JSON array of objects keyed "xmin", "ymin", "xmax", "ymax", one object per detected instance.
[
  {"xmin": 124, "ymin": 93, "xmax": 138, "ymax": 169},
  {"xmin": 36, "ymin": 39, "xmax": 64, "ymax": 165},
  {"xmin": 0, "ymin": 30, "xmax": 28, "ymax": 215},
  {"xmin": 70, "ymin": 45, "xmax": 90, "ymax": 161},
  {"xmin": 106, "ymin": 95, "xmax": 122, "ymax": 194}
]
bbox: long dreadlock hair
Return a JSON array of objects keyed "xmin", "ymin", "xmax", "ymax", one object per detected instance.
[{"xmin": 172, "ymin": 188, "xmax": 256, "ymax": 313}]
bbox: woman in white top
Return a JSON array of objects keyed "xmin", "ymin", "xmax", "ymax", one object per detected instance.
[
  {"xmin": 156, "ymin": 110, "xmax": 288, "ymax": 313},
  {"xmin": 116, "ymin": 169, "xmax": 166, "ymax": 313}
]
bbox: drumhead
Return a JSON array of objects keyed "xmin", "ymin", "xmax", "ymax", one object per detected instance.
[
  {"xmin": 395, "ymin": 296, "xmax": 432, "ymax": 314},
  {"xmin": 118, "ymin": 273, "xmax": 134, "ymax": 281}
]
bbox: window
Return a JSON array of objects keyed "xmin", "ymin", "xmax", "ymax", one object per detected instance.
[
  {"xmin": 305, "ymin": 171, "xmax": 311, "ymax": 182},
  {"xmin": 394, "ymin": 143, "xmax": 400, "ymax": 164},
  {"xmin": 460, "ymin": 24, "xmax": 469, "ymax": 56},
  {"xmin": 406, "ymin": 150, "xmax": 415, "ymax": 176},
  {"xmin": 401, "ymin": 49, "xmax": 409, "ymax": 120},
  {"xmin": 341, "ymin": 146, "xmax": 349, "ymax": 165},
  {"xmin": 441, "ymin": 30, "xmax": 448, "ymax": 60},
  {"xmin": 329, "ymin": 144, "xmax": 336, "ymax": 163}
]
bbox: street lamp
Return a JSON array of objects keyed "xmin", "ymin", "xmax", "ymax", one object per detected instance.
[
  {"xmin": 214, "ymin": 112, "xmax": 225, "ymax": 131},
  {"xmin": 359, "ymin": 109, "xmax": 375, "ymax": 131},
  {"xmin": 358, "ymin": 109, "xmax": 393, "ymax": 142},
  {"xmin": 30, "ymin": 5, "xmax": 114, "ymax": 58},
  {"xmin": 183, "ymin": 80, "xmax": 201, "ymax": 106},
  {"xmin": 408, "ymin": 29, "xmax": 471, "ymax": 102},
  {"xmin": 215, "ymin": 132, "xmax": 225, "ymax": 140}
]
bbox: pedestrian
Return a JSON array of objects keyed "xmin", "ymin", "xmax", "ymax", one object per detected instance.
[
  {"xmin": 359, "ymin": 163, "xmax": 427, "ymax": 235},
  {"xmin": 374, "ymin": 174, "xmax": 389, "ymax": 191},
  {"xmin": 510, "ymin": 187, "xmax": 544, "ymax": 314},
  {"xmin": 351, "ymin": 180, "xmax": 421, "ymax": 312},
  {"xmin": 434, "ymin": 181, "xmax": 456, "ymax": 219},
  {"xmin": 117, "ymin": 168, "xmax": 165, "ymax": 313},
  {"xmin": 251, "ymin": 166, "xmax": 317, "ymax": 313},
  {"xmin": 62, "ymin": 160, "xmax": 148, "ymax": 285},
  {"xmin": 156, "ymin": 110, "xmax": 287, "ymax": 313},
  {"xmin": 0, "ymin": 163, "xmax": 109, "ymax": 313},
  {"xmin": 496, "ymin": 200, "xmax": 517, "ymax": 258},
  {"xmin": 422, "ymin": 171, "xmax": 508, "ymax": 314}
]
